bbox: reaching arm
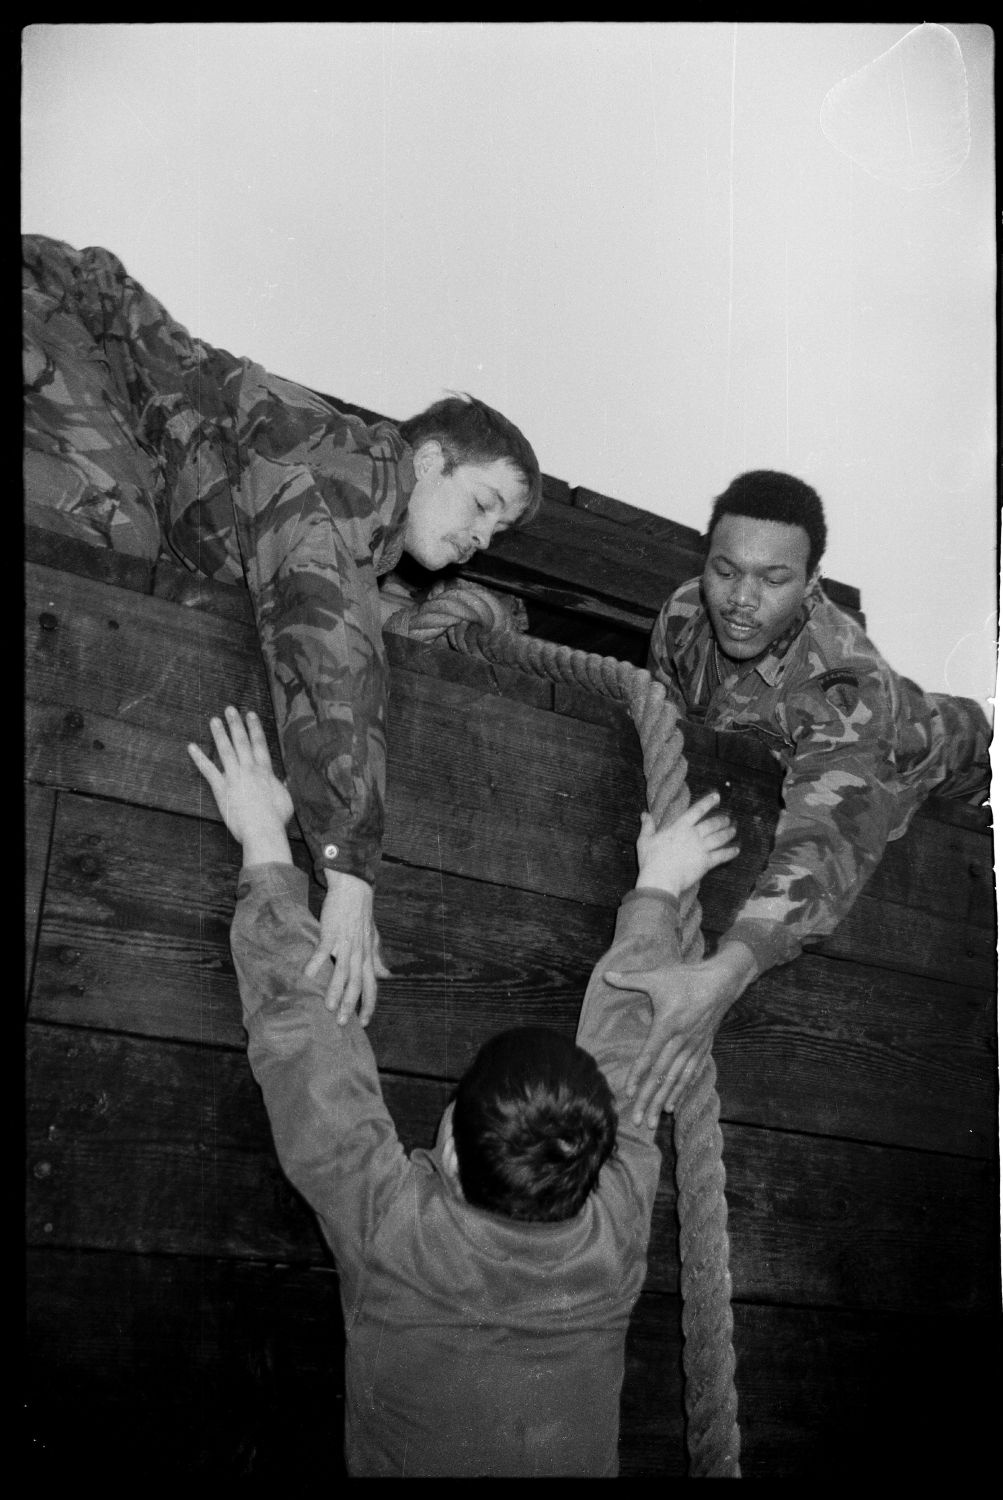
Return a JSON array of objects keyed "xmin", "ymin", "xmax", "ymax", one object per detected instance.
[
  {"xmin": 187, "ymin": 708, "xmax": 407, "ymax": 1263},
  {"xmin": 580, "ymin": 793, "xmax": 741, "ymax": 1129},
  {"xmin": 719, "ymin": 683, "xmax": 909, "ymax": 973},
  {"xmin": 228, "ymin": 381, "xmax": 407, "ymax": 1023}
]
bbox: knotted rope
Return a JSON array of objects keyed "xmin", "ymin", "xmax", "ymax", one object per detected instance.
[{"xmin": 387, "ymin": 579, "xmax": 741, "ymax": 1478}]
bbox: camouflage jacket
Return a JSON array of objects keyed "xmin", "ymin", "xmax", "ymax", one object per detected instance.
[
  {"xmin": 648, "ymin": 577, "xmax": 989, "ymax": 973},
  {"xmin": 157, "ymin": 364, "xmax": 413, "ymax": 889},
  {"xmin": 24, "ymin": 235, "xmax": 412, "ymax": 887}
]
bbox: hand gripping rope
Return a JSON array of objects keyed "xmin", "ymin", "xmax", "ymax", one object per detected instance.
[{"xmin": 387, "ymin": 580, "xmax": 742, "ymax": 1478}]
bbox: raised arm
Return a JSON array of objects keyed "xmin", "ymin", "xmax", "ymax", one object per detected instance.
[
  {"xmin": 187, "ymin": 708, "xmax": 408, "ymax": 1266},
  {"xmin": 578, "ymin": 793, "xmax": 739, "ymax": 1130},
  {"xmin": 228, "ymin": 383, "xmax": 404, "ymax": 1025},
  {"xmin": 719, "ymin": 675, "xmax": 915, "ymax": 973}
]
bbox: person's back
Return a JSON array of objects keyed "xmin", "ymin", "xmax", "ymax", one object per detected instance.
[
  {"xmin": 342, "ymin": 1155, "xmax": 649, "ymax": 1475},
  {"xmin": 189, "ymin": 707, "xmax": 737, "ymax": 1476}
]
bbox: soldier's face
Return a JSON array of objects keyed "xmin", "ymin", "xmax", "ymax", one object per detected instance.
[
  {"xmin": 702, "ymin": 515, "xmax": 812, "ymax": 661},
  {"xmin": 404, "ymin": 443, "xmax": 528, "ymax": 571}
]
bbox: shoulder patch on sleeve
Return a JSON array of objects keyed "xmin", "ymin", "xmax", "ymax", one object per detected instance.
[{"xmin": 817, "ymin": 669, "xmax": 859, "ymax": 692}]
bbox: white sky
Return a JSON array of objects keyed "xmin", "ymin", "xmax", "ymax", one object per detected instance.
[{"xmin": 22, "ymin": 21, "xmax": 998, "ymax": 716}]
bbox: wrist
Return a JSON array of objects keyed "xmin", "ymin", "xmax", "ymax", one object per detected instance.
[
  {"xmin": 708, "ymin": 938, "xmax": 758, "ymax": 994},
  {"xmin": 241, "ymin": 827, "xmax": 294, "ymax": 868},
  {"xmin": 323, "ymin": 867, "xmax": 370, "ymax": 891},
  {"xmin": 635, "ymin": 871, "xmax": 684, "ymax": 898}
]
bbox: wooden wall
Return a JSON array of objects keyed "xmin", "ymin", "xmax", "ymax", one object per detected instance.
[{"xmin": 25, "ymin": 518, "xmax": 998, "ymax": 1481}]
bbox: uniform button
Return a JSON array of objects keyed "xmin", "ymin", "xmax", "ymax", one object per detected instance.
[{"xmin": 323, "ymin": 844, "xmax": 339, "ymax": 860}]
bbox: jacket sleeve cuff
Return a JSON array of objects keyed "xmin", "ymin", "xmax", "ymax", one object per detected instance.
[
  {"xmin": 310, "ymin": 836, "xmax": 379, "ymax": 887},
  {"xmin": 236, "ymin": 862, "xmax": 311, "ymax": 906}
]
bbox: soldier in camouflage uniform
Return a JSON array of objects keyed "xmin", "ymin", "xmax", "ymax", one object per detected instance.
[
  {"xmin": 606, "ymin": 469, "xmax": 991, "ymax": 1126},
  {"xmin": 23, "ymin": 233, "xmax": 541, "ymax": 1023}
]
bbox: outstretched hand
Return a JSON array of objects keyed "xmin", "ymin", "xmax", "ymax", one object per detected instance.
[
  {"xmin": 604, "ymin": 789, "xmax": 747, "ymax": 1125},
  {"xmin": 305, "ymin": 872, "xmax": 392, "ymax": 1028},
  {"xmin": 635, "ymin": 790, "xmax": 738, "ymax": 896},
  {"xmin": 187, "ymin": 707, "xmax": 294, "ymax": 864},
  {"xmin": 605, "ymin": 942, "xmax": 757, "ymax": 1125}
]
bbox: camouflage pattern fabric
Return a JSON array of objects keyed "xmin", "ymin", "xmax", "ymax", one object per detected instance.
[
  {"xmin": 24, "ymin": 234, "xmax": 413, "ymax": 885},
  {"xmin": 648, "ymin": 576, "xmax": 992, "ymax": 974}
]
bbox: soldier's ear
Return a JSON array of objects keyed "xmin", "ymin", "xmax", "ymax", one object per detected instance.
[{"xmin": 413, "ymin": 439, "xmax": 445, "ymax": 481}]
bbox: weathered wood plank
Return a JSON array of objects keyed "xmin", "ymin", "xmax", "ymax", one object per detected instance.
[
  {"xmin": 30, "ymin": 792, "xmax": 610, "ymax": 1073},
  {"xmin": 26, "ymin": 1023, "xmax": 998, "ymax": 1313},
  {"xmin": 25, "ymin": 782, "xmax": 55, "ymax": 1004},
  {"xmin": 26, "ymin": 562, "xmax": 644, "ymax": 907},
  {"xmin": 572, "ymin": 484, "xmax": 705, "ymax": 547},
  {"xmin": 26, "ymin": 561, "xmax": 993, "ymax": 984},
  {"xmin": 25, "ymin": 1021, "xmax": 450, "ymax": 1265},
  {"xmin": 25, "ymin": 1245, "xmax": 999, "ymax": 1481},
  {"xmin": 621, "ymin": 1292, "xmax": 1000, "ymax": 1481},
  {"xmin": 31, "ymin": 794, "xmax": 996, "ymax": 1158},
  {"xmin": 683, "ymin": 742, "xmax": 996, "ymax": 986},
  {"xmin": 463, "ymin": 498, "xmax": 701, "ymax": 615},
  {"xmin": 26, "ymin": 1246, "xmax": 347, "ymax": 1481}
]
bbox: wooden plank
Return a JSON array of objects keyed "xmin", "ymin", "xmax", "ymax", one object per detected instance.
[
  {"xmin": 26, "ymin": 1023, "xmax": 998, "ymax": 1313},
  {"xmin": 25, "ymin": 1021, "xmax": 451, "ymax": 1264},
  {"xmin": 464, "ymin": 498, "xmax": 702, "ymax": 613},
  {"xmin": 26, "ymin": 562, "xmax": 993, "ymax": 983},
  {"xmin": 25, "ymin": 782, "xmax": 55, "ymax": 1004},
  {"xmin": 31, "ymin": 793, "xmax": 611, "ymax": 1073},
  {"xmin": 26, "ymin": 1244, "xmax": 996, "ymax": 1481},
  {"xmin": 572, "ymin": 484, "xmax": 705, "ymax": 547},
  {"xmin": 24, "ymin": 523, "xmax": 156, "ymax": 594},
  {"xmin": 25, "ymin": 562, "xmax": 644, "ymax": 907},
  {"xmin": 714, "ymin": 950, "xmax": 996, "ymax": 1156},
  {"xmin": 31, "ymin": 794, "xmax": 995, "ymax": 1158},
  {"xmin": 682, "ymin": 745, "xmax": 995, "ymax": 988},
  {"xmin": 621, "ymin": 1292, "xmax": 1000, "ymax": 1481},
  {"xmin": 384, "ymin": 663, "xmax": 644, "ymax": 901},
  {"xmin": 26, "ymin": 1246, "xmax": 347, "ymax": 1481}
]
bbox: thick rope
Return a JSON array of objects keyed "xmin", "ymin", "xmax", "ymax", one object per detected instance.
[{"xmin": 389, "ymin": 583, "xmax": 741, "ymax": 1477}]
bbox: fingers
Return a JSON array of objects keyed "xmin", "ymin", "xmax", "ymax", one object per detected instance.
[
  {"xmin": 373, "ymin": 938, "xmax": 393, "ymax": 980},
  {"xmin": 685, "ymin": 789, "xmax": 722, "ymax": 821},
  {"xmin": 357, "ymin": 959, "xmax": 378, "ymax": 1029},
  {"xmin": 603, "ymin": 967, "xmax": 654, "ymax": 997},
  {"xmin": 707, "ymin": 842, "xmax": 740, "ymax": 868},
  {"xmin": 627, "ymin": 1037, "xmax": 678, "ymax": 1124},
  {"xmin": 187, "ymin": 741, "xmax": 220, "ymax": 785},
  {"xmin": 334, "ymin": 950, "xmax": 363, "ymax": 1025},
  {"xmin": 638, "ymin": 1070, "xmax": 675, "ymax": 1128},
  {"xmin": 244, "ymin": 708, "xmax": 274, "ymax": 767},
  {"xmin": 304, "ymin": 939, "xmax": 329, "ymax": 980}
]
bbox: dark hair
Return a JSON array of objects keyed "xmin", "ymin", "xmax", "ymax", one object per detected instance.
[
  {"xmin": 451, "ymin": 1026, "xmax": 617, "ymax": 1223},
  {"xmin": 707, "ymin": 470, "xmax": 828, "ymax": 577},
  {"xmin": 398, "ymin": 393, "xmax": 542, "ymax": 526}
]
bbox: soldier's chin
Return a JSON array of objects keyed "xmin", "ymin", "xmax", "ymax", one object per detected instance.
[
  {"xmin": 405, "ymin": 537, "xmax": 452, "ymax": 572},
  {"xmin": 713, "ymin": 621, "xmax": 764, "ymax": 660}
]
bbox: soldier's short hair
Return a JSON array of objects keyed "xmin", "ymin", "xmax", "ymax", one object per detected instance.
[
  {"xmin": 399, "ymin": 394, "xmax": 542, "ymax": 525},
  {"xmin": 708, "ymin": 470, "xmax": 828, "ymax": 577},
  {"xmin": 451, "ymin": 1025, "xmax": 617, "ymax": 1223}
]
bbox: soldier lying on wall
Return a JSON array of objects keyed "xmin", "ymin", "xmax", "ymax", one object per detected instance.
[
  {"xmin": 24, "ymin": 234, "xmax": 541, "ymax": 1027},
  {"xmin": 188, "ymin": 705, "xmax": 738, "ymax": 1477},
  {"xmin": 608, "ymin": 470, "xmax": 991, "ymax": 1126}
]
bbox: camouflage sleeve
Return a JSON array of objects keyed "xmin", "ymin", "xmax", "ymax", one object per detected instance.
[
  {"xmin": 722, "ymin": 669, "xmax": 911, "ymax": 973},
  {"xmin": 230, "ymin": 374, "xmax": 397, "ymax": 888}
]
